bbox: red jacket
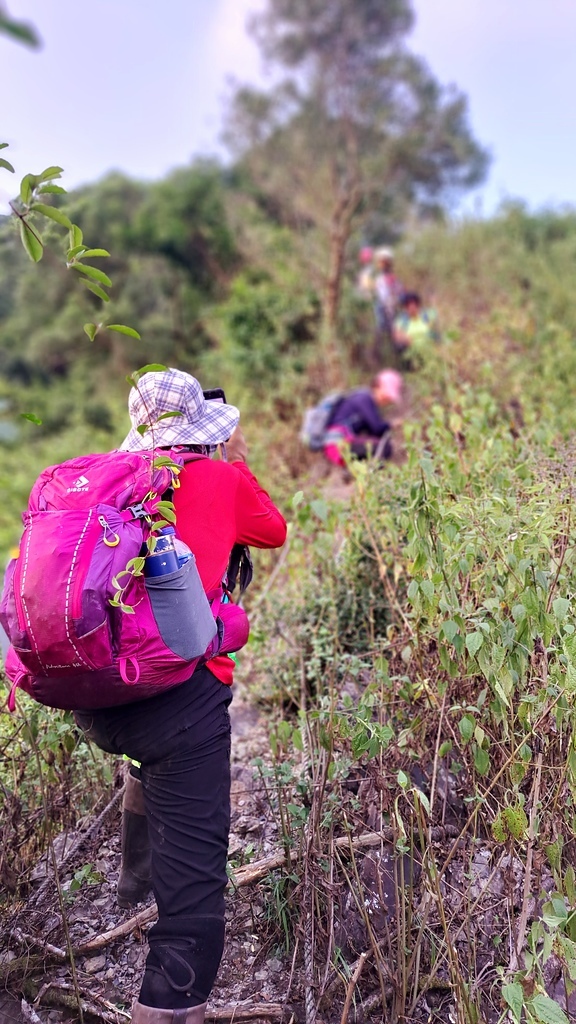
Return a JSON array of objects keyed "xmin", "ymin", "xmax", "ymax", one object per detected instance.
[{"xmin": 174, "ymin": 457, "xmax": 287, "ymax": 684}]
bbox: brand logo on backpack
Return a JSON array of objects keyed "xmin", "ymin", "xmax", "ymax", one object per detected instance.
[{"xmin": 67, "ymin": 475, "xmax": 90, "ymax": 493}]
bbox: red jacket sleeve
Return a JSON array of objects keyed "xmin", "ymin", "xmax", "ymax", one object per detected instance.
[{"xmin": 231, "ymin": 462, "xmax": 287, "ymax": 549}]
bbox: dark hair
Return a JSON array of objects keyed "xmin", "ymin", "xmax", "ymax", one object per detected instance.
[
  {"xmin": 400, "ymin": 291, "xmax": 422, "ymax": 307},
  {"xmin": 160, "ymin": 443, "xmax": 210, "ymax": 454}
]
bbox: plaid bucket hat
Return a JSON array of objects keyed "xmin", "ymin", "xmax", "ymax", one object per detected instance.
[{"xmin": 120, "ymin": 368, "xmax": 240, "ymax": 451}]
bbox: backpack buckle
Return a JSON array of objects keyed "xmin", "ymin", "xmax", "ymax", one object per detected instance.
[{"xmin": 127, "ymin": 502, "xmax": 150, "ymax": 520}]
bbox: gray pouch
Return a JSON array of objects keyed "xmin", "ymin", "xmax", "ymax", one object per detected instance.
[{"xmin": 145, "ymin": 556, "xmax": 217, "ymax": 661}]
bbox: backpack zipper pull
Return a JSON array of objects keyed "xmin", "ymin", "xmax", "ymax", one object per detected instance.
[{"xmin": 98, "ymin": 515, "xmax": 120, "ymax": 548}]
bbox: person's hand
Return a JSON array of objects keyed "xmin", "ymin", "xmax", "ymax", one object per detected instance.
[{"xmin": 225, "ymin": 425, "xmax": 248, "ymax": 463}]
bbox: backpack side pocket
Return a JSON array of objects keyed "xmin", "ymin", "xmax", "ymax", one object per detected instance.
[{"xmin": 145, "ymin": 557, "xmax": 217, "ymax": 661}]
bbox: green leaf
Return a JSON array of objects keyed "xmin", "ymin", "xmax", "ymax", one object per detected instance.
[
  {"xmin": 0, "ymin": 143, "xmax": 8, "ymax": 150},
  {"xmin": 71, "ymin": 263, "xmax": 112, "ymax": 287},
  {"xmin": 20, "ymin": 174, "xmax": 35, "ymax": 205},
  {"xmin": 127, "ymin": 364, "xmax": 167, "ymax": 386},
  {"xmin": 413, "ymin": 787, "xmax": 431, "ymax": 815},
  {"xmin": 67, "ymin": 244, "xmax": 87, "ymax": 259},
  {"xmin": 106, "ymin": 324, "xmax": 141, "ymax": 339},
  {"xmin": 0, "ymin": 15, "xmax": 41, "ymax": 47},
  {"xmin": 127, "ymin": 556, "xmax": 146, "ymax": 575},
  {"xmin": 38, "ymin": 166, "xmax": 64, "ymax": 182},
  {"xmin": 521, "ymin": 588, "xmax": 540, "ymax": 616},
  {"xmin": 31, "ymin": 202, "xmax": 73, "ymax": 229},
  {"xmin": 502, "ymin": 982, "xmax": 524, "ymax": 1024},
  {"xmin": 149, "ymin": 520, "xmax": 170, "ymax": 532},
  {"xmin": 82, "ymin": 280, "xmax": 110, "ymax": 303},
  {"xmin": 465, "ymin": 632, "xmax": 484, "ymax": 657},
  {"xmin": 542, "ymin": 896, "xmax": 568, "ymax": 927},
  {"xmin": 441, "ymin": 620, "xmax": 459, "ymax": 643},
  {"xmin": 156, "ymin": 505, "xmax": 176, "ymax": 523},
  {"xmin": 557, "ymin": 935, "xmax": 576, "ymax": 982},
  {"xmin": 136, "ymin": 424, "xmax": 150, "ymax": 436},
  {"xmin": 528, "ymin": 993, "xmax": 570, "ymax": 1024},
  {"xmin": 20, "ymin": 412, "xmax": 42, "ymax": 425},
  {"xmin": 0, "ymin": 157, "xmax": 15, "ymax": 173},
  {"xmin": 310, "ymin": 499, "xmax": 329, "ymax": 522},
  {"xmin": 474, "ymin": 745, "xmax": 490, "ymax": 775},
  {"xmin": 69, "ymin": 224, "xmax": 83, "ymax": 248},
  {"xmin": 156, "ymin": 411, "xmax": 183, "ymax": 421},
  {"xmin": 553, "ymin": 598, "xmax": 570, "ymax": 622},
  {"xmin": 565, "ymin": 866, "xmax": 576, "ymax": 905},
  {"xmin": 458, "ymin": 715, "xmax": 475, "ymax": 744},
  {"xmin": 38, "ymin": 184, "xmax": 67, "ymax": 195},
  {"xmin": 19, "ymin": 220, "xmax": 43, "ymax": 262},
  {"xmin": 83, "ymin": 323, "xmax": 99, "ymax": 342},
  {"xmin": 80, "ymin": 248, "xmax": 110, "ymax": 258}
]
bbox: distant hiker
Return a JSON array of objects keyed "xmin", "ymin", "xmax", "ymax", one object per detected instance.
[
  {"xmin": 72, "ymin": 370, "xmax": 287, "ymax": 1023},
  {"xmin": 374, "ymin": 247, "xmax": 403, "ymax": 326},
  {"xmin": 372, "ymin": 247, "xmax": 404, "ymax": 364},
  {"xmin": 393, "ymin": 291, "xmax": 440, "ymax": 367},
  {"xmin": 356, "ymin": 246, "xmax": 375, "ymax": 301},
  {"xmin": 323, "ymin": 368, "xmax": 403, "ymax": 469}
]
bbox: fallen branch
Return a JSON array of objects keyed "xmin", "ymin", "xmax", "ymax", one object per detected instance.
[
  {"xmin": 206, "ymin": 1005, "xmax": 284, "ymax": 1021},
  {"xmin": 21, "ymin": 999, "xmax": 46, "ymax": 1024},
  {"xmin": 37, "ymin": 982, "xmax": 129, "ymax": 1023},
  {"xmin": 74, "ymin": 904, "xmax": 158, "ymax": 954},
  {"xmin": 12, "ymin": 928, "xmax": 67, "ymax": 959},
  {"xmin": 230, "ymin": 825, "xmax": 458, "ymax": 888}
]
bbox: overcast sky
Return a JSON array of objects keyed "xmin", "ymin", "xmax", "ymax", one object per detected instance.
[{"xmin": 1, "ymin": 0, "xmax": 576, "ymax": 216}]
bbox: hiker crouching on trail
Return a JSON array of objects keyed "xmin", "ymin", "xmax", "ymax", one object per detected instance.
[
  {"xmin": 323, "ymin": 369, "xmax": 403, "ymax": 469},
  {"xmin": 74, "ymin": 369, "xmax": 287, "ymax": 1024}
]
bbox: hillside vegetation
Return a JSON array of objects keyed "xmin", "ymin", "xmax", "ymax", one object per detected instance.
[{"xmin": 2, "ymin": 190, "xmax": 576, "ymax": 1023}]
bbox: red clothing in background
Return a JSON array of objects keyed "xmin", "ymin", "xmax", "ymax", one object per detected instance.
[{"xmin": 174, "ymin": 457, "xmax": 287, "ymax": 685}]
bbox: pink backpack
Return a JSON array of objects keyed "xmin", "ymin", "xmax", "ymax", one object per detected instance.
[{"xmin": 0, "ymin": 449, "xmax": 249, "ymax": 711}]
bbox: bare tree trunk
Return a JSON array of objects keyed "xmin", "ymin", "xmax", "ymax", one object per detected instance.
[{"xmin": 321, "ymin": 182, "xmax": 359, "ymax": 389}]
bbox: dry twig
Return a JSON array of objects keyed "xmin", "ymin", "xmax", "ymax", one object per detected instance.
[{"xmin": 339, "ymin": 951, "xmax": 369, "ymax": 1024}]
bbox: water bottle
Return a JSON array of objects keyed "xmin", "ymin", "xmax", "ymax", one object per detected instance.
[
  {"xmin": 144, "ymin": 526, "xmax": 180, "ymax": 577},
  {"xmin": 174, "ymin": 536, "xmax": 193, "ymax": 567}
]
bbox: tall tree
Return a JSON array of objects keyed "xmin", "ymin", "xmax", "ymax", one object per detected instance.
[{"xmin": 225, "ymin": 0, "xmax": 489, "ymax": 379}]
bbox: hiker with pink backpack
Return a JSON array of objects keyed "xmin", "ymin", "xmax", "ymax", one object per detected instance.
[{"xmin": 1, "ymin": 368, "xmax": 287, "ymax": 1024}]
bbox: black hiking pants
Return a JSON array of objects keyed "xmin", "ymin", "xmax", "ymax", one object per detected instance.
[{"xmin": 74, "ymin": 666, "xmax": 232, "ymax": 1010}]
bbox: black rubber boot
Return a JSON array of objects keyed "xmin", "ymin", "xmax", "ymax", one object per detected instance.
[{"xmin": 117, "ymin": 770, "xmax": 153, "ymax": 909}]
